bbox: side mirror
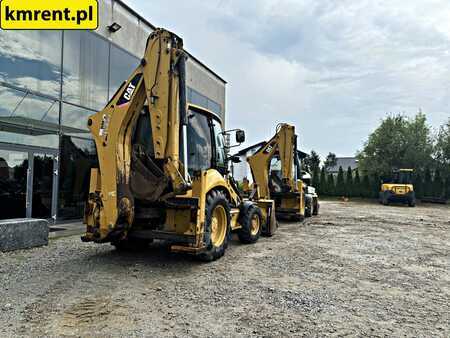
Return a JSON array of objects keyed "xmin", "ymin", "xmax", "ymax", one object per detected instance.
[{"xmin": 236, "ymin": 130, "xmax": 245, "ymax": 143}]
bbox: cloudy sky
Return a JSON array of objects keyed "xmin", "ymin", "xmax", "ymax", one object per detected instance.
[{"xmin": 128, "ymin": 0, "xmax": 450, "ymax": 158}]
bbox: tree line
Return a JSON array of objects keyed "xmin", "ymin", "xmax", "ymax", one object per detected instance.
[
  {"xmin": 309, "ymin": 165, "xmax": 450, "ymax": 199},
  {"xmin": 303, "ymin": 113, "xmax": 450, "ymax": 200}
]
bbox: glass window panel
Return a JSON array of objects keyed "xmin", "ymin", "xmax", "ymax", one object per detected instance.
[
  {"xmin": 61, "ymin": 103, "xmax": 95, "ymax": 136},
  {"xmin": 0, "ymin": 86, "xmax": 59, "ymax": 148},
  {"xmin": 212, "ymin": 119, "xmax": 226, "ymax": 169},
  {"xmin": 269, "ymin": 156, "xmax": 283, "ymax": 193},
  {"xmin": 32, "ymin": 154, "xmax": 54, "ymax": 219},
  {"xmin": 63, "ymin": 31, "xmax": 109, "ymax": 110},
  {"xmin": 58, "ymin": 135, "xmax": 97, "ymax": 220},
  {"xmin": 0, "ymin": 86, "xmax": 26, "ymax": 116},
  {"xmin": 0, "ymin": 131, "xmax": 59, "ymax": 149},
  {"xmin": 109, "ymin": 45, "xmax": 139, "ymax": 98},
  {"xmin": 187, "ymin": 110, "xmax": 212, "ymax": 174},
  {"xmin": 0, "ymin": 30, "xmax": 62, "ymax": 97},
  {"xmin": 0, "ymin": 149, "xmax": 28, "ymax": 219},
  {"xmin": 0, "ymin": 86, "xmax": 59, "ymax": 124}
]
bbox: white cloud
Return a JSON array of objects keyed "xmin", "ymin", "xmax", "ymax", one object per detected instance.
[{"xmin": 127, "ymin": 0, "xmax": 450, "ymax": 157}]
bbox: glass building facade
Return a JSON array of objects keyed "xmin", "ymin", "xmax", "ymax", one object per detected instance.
[{"xmin": 0, "ymin": 25, "xmax": 224, "ymax": 222}]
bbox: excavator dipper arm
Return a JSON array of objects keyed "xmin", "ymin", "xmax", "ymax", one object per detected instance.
[
  {"xmin": 84, "ymin": 29, "xmax": 189, "ymax": 241},
  {"xmin": 247, "ymin": 124, "xmax": 296, "ymax": 199}
]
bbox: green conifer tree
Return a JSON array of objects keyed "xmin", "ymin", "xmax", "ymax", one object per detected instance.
[
  {"xmin": 328, "ymin": 173, "xmax": 335, "ymax": 196},
  {"xmin": 423, "ymin": 167, "xmax": 432, "ymax": 197},
  {"xmin": 312, "ymin": 166, "xmax": 320, "ymax": 192},
  {"xmin": 371, "ymin": 173, "xmax": 381, "ymax": 198},
  {"xmin": 432, "ymin": 169, "xmax": 443, "ymax": 197},
  {"xmin": 354, "ymin": 169, "xmax": 361, "ymax": 197},
  {"xmin": 346, "ymin": 166, "xmax": 353, "ymax": 197},
  {"xmin": 336, "ymin": 166, "xmax": 345, "ymax": 196},
  {"xmin": 362, "ymin": 174, "xmax": 371, "ymax": 198},
  {"xmin": 413, "ymin": 171, "xmax": 423, "ymax": 199},
  {"xmin": 318, "ymin": 167, "xmax": 327, "ymax": 195}
]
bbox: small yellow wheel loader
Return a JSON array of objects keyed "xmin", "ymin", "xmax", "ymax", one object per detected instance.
[
  {"xmin": 379, "ymin": 169, "xmax": 415, "ymax": 207},
  {"xmin": 246, "ymin": 124, "xmax": 306, "ymax": 221},
  {"xmin": 82, "ymin": 28, "xmax": 276, "ymax": 261}
]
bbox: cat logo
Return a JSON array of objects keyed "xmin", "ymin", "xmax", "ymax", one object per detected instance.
[
  {"xmin": 124, "ymin": 82, "xmax": 136, "ymax": 101},
  {"xmin": 117, "ymin": 73, "xmax": 142, "ymax": 107}
]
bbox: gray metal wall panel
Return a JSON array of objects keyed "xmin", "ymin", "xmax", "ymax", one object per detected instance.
[
  {"xmin": 186, "ymin": 58, "xmax": 226, "ymax": 121},
  {"xmin": 96, "ymin": 0, "xmax": 226, "ymax": 122}
]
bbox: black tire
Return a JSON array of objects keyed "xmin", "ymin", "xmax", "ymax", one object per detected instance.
[
  {"xmin": 408, "ymin": 198, "xmax": 416, "ymax": 207},
  {"xmin": 305, "ymin": 199, "xmax": 312, "ymax": 218},
  {"xmin": 237, "ymin": 205, "xmax": 262, "ymax": 244},
  {"xmin": 294, "ymin": 214, "xmax": 305, "ymax": 222},
  {"xmin": 197, "ymin": 190, "xmax": 230, "ymax": 262},
  {"xmin": 382, "ymin": 193, "xmax": 389, "ymax": 205},
  {"xmin": 312, "ymin": 198, "xmax": 319, "ymax": 216},
  {"xmin": 304, "ymin": 194, "xmax": 313, "ymax": 218}
]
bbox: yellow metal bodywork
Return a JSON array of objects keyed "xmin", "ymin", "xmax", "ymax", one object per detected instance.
[
  {"xmin": 83, "ymin": 28, "xmax": 275, "ymax": 256},
  {"xmin": 381, "ymin": 183, "xmax": 413, "ymax": 195},
  {"xmin": 84, "ymin": 29, "xmax": 188, "ymax": 241},
  {"xmin": 246, "ymin": 123, "xmax": 305, "ymax": 219},
  {"xmin": 380, "ymin": 169, "xmax": 414, "ymax": 195},
  {"xmin": 247, "ymin": 124, "xmax": 295, "ymax": 200}
]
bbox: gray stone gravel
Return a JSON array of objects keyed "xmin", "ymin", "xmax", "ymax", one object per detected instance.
[{"xmin": 0, "ymin": 200, "xmax": 449, "ymax": 337}]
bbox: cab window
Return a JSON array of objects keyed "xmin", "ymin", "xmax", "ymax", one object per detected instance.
[
  {"xmin": 212, "ymin": 119, "xmax": 226, "ymax": 170},
  {"xmin": 187, "ymin": 110, "xmax": 212, "ymax": 174}
]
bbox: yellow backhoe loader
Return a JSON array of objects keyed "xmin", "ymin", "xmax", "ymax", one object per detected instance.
[
  {"xmin": 246, "ymin": 123, "xmax": 306, "ymax": 221},
  {"xmin": 82, "ymin": 28, "xmax": 276, "ymax": 261}
]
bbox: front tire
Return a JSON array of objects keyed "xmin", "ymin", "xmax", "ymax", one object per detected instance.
[
  {"xmin": 312, "ymin": 198, "xmax": 319, "ymax": 216},
  {"xmin": 305, "ymin": 196, "xmax": 312, "ymax": 217},
  {"xmin": 198, "ymin": 190, "xmax": 230, "ymax": 262},
  {"xmin": 237, "ymin": 205, "xmax": 262, "ymax": 244}
]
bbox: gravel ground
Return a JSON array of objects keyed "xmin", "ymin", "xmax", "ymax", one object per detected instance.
[{"xmin": 1, "ymin": 200, "xmax": 449, "ymax": 337}]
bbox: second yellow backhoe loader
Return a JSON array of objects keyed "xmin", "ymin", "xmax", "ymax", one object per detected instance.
[
  {"xmin": 246, "ymin": 123, "xmax": 306, "ymax": 221},
  {"xmin": 82, "ymin": 28, "xmax": 276, "ymax": 261}
]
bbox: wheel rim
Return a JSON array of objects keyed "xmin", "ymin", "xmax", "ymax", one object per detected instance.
[
  {"xmin": 211, "ymin": 205, "xmax": 227, "ymax": 247},
  {"xmin": 250, "ymin": 214, "xmax": 260, "ymax": 236}
]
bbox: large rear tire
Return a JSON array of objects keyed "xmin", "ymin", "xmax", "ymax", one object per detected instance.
[
  {"xmin": 198, "ymin": 190, "xmax": 230, "ymax": 262},
  {"xmin": 237, "ymin": 205, "xmax": 262, "ymax": 244}
]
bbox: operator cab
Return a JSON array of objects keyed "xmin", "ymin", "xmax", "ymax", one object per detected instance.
[
  {"xmin": 383, "ymin": 168, "xmax": 413, "ymax": 184},
  {"xmin": 185, "ymin": 105, "xmax": 227, "ymax": 176},
  {"xmin": 393, "ymin": 169, "xmax": 413, "ymax": 184}
]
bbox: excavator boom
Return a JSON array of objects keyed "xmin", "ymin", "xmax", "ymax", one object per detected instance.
[
  {"xmin": 84, "ymin": 29, "xmax": 189, "ymax": 241},
  {"xmin": 246, "ymin": 123, "xmax": 305, "ymax": 220},
  {"xmin": 247, "ymin": 124, "xmax": 296, "ymax": 199}
]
